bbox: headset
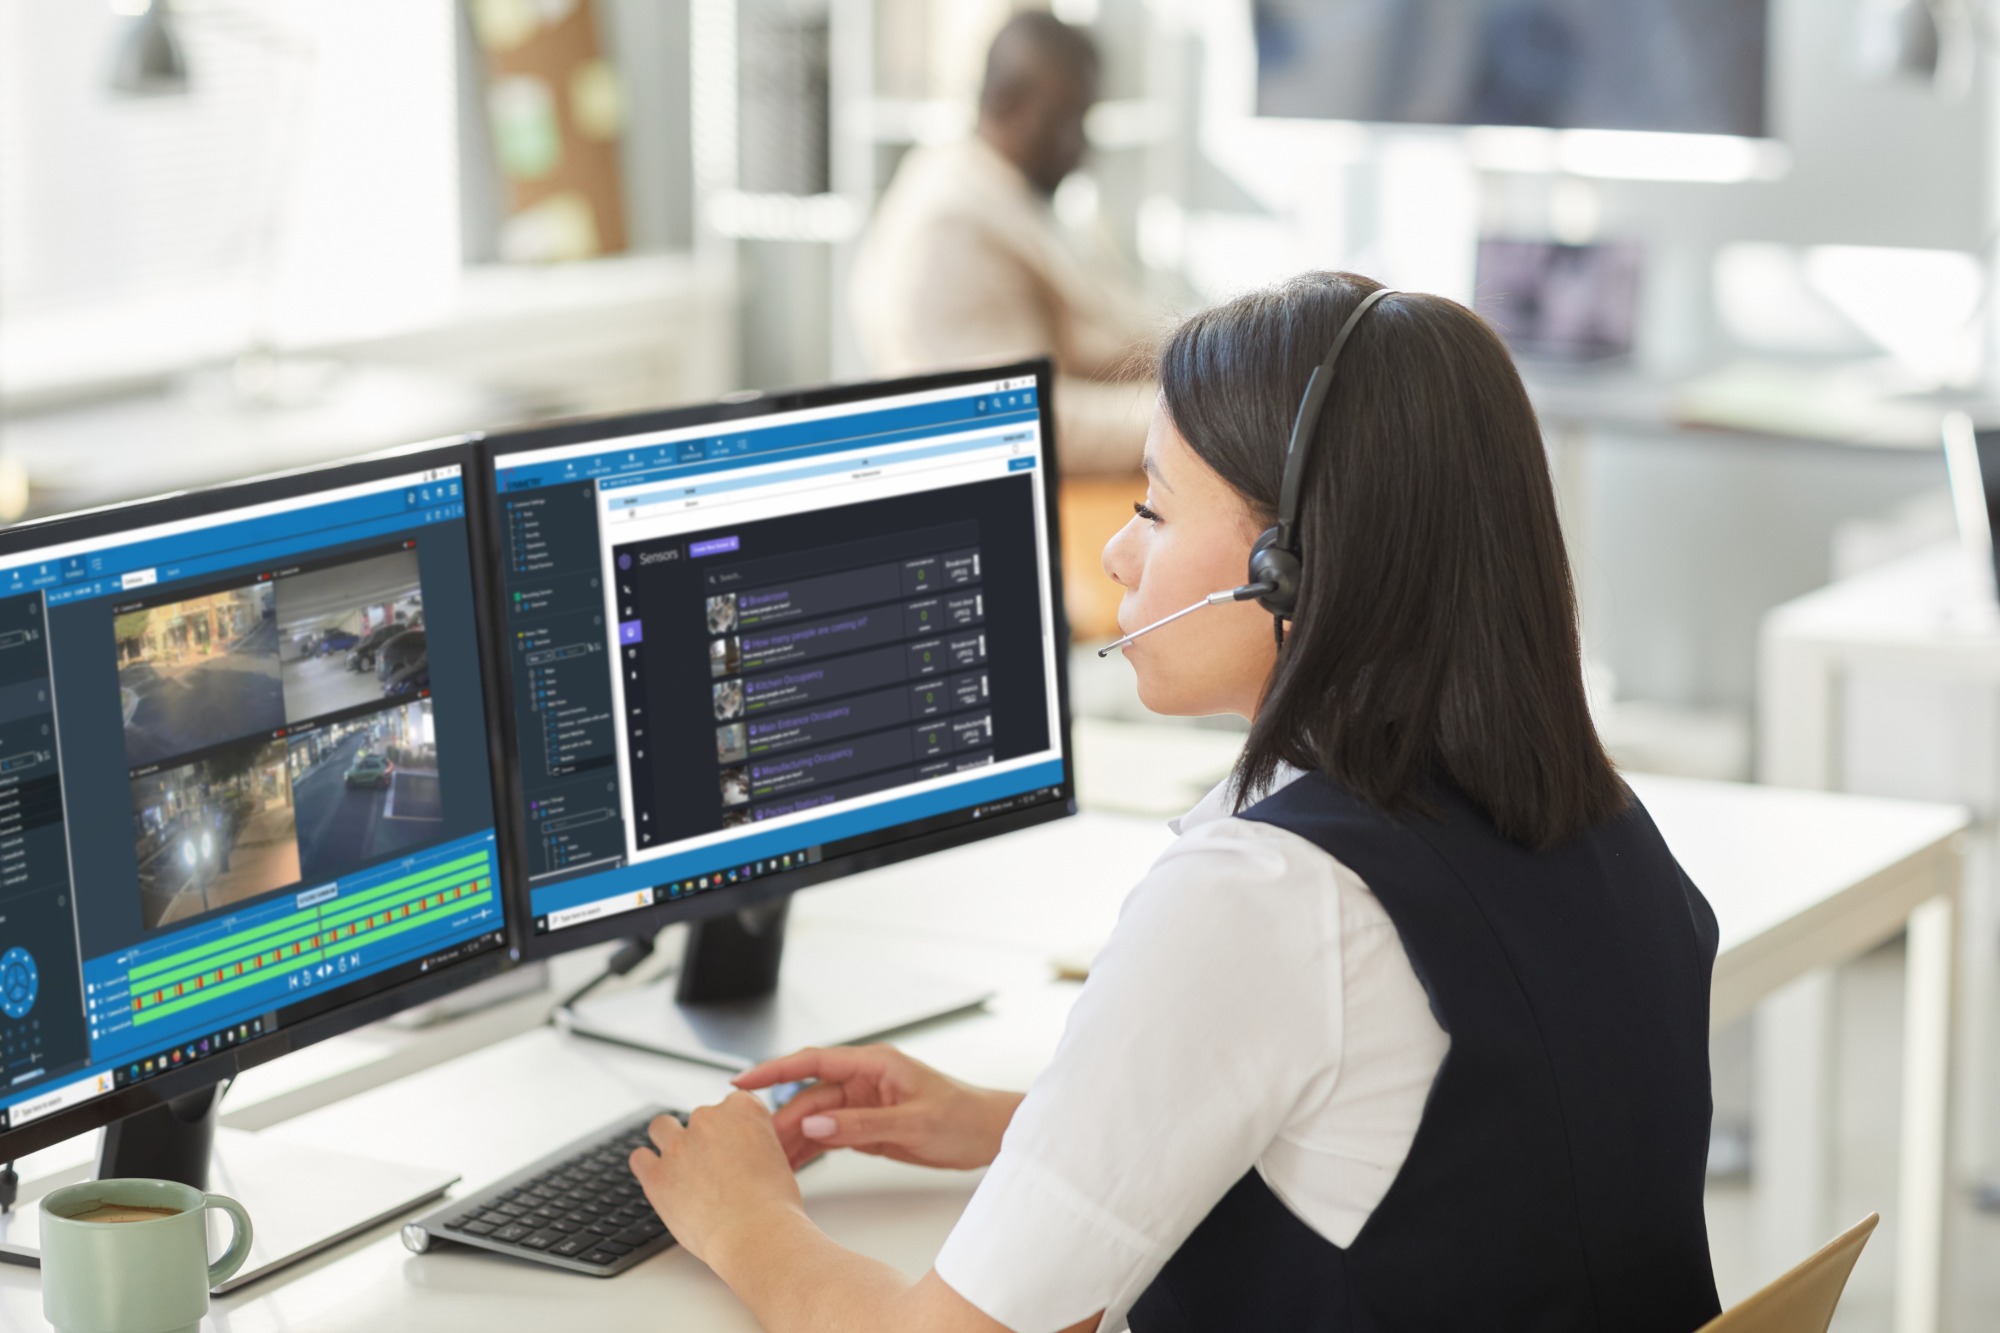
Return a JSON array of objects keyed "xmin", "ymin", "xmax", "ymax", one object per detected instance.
[{"xmin": 1099, "ymin": 286, "xmax": 1398, "ymax": 657}]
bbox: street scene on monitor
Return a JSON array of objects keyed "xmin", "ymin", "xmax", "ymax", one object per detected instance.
[
  {"xmin": 289, "ymin": 698, "xmax": 443, "ymax": 882},
  {"xmin": 131, "ymin": 734, "xmax": 299, "ymax": 929},
  {"xmin": 275, "ymin": 547, "xmax": 425, "ymax": 720},
  {"xmin": 117, "ymin": 582, "xmax": 282, "ymax": 768}
]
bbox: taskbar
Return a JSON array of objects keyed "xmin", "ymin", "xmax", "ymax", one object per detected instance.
[
  {"xmin": 0, "ymin": 928, "xmax": 506, "ymax": 1135},
  {"xmin": 533, "ymin": 781, "xmax": 1067, "ymax": 936}
]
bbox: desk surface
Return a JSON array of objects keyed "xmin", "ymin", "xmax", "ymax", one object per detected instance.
[{"xmin": 0, "ymin": 771, "xmax": 1967, "ymax": 1332}]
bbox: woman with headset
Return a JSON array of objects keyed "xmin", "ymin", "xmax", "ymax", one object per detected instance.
[{"xmin": 628, "ymin": 273, "xmax": 1722, "ymax": 1333}]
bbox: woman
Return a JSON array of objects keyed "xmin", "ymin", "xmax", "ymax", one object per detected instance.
[{"xmin": 629, "ymin": 273, "xmax": 1721, "ymax": 1332}]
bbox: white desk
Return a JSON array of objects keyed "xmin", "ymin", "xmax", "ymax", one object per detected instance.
[
  {"xmin": 0, "ymin": 779, "xmax": 1964, "ymax": 1332},
  {"xmin": 1759, "ymin": 546, "xmax": 2000, "ymax": 1333}
]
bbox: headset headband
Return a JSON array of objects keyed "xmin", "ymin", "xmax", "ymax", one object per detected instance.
[{"xmin": 1273, "ymin": 286, "xmax": 1397, "ymax": 552}]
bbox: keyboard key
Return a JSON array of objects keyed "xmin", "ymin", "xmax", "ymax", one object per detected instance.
[
  {"xmin": 599, "ymin": 1240, "xmax": 634, "ymax": 1256},
  {"xmin": 446, "ymin": 1212, "xmax": 476, "ymax": 1229},
  {"xmin": 461, "ymin": 1221, "xmax": 498, "ymax": 1238},
  {"xmin": 519, "ymin": 1230, "xmax": 562, "ymax": 1251},
  {"xmin": 581, "ymin": 1250, "xmax": 620, "ymax": 1267},
  {"xmin": 498, "ymin": 1202, "xmax": 529, "ymax": 1218},
  {"xmin": 494, "ymin": 1223, "xmax": 531, "ymax": 1244},
  {"xmin": 552, "ymin": 1238, "xmax": 588, "ymax": 1257}
]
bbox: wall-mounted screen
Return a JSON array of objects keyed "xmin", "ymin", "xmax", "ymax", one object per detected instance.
[{"xmin": 1254, "ymin": 0, "xmax": 1770, "ymax": 139}]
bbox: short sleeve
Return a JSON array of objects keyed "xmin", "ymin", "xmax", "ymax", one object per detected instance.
[{"xmin": 934, "ymin": 819, "xmax": 1345, "ymax": 1332}]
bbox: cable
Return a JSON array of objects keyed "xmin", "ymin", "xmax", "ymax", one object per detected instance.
[
  {"xmin": 0, "ymin": 1161, "xmax": 16, "ymax": 1216},
  {"xmin": 555, "ymin": 935, "xmax": 663, "ymax": 1013}
]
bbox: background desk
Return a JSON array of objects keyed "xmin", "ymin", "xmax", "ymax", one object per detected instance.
[{"xmin": 0, "ymin": 774, "xmax": 1965, "ymax": 1332}]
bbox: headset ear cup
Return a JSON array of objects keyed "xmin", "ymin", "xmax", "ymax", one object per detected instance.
[{"xmin": 1248, "ymin": 528, "xmax": 1299, "ymax": 620}]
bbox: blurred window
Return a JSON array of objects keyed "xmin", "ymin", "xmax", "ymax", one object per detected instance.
[{"xmin": 0, "ymin": 0, "xmax": 460, "ymax": 385}]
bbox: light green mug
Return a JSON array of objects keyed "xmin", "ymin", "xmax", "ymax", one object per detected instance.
[{"xmin": 39, "ymin": 1178, "xmax": 253, "ymax": 1333}]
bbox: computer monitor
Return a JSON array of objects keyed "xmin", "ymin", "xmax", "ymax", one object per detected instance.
[
  {"xmin": 481, "ymin": 360, "xmax": 1075, "ymax": 1066},
  {"xmin": 0, "ymin": 442, "xmax": 513, "ymax": 1278},
  {"xmin": 1944, "ymin": 412, "xmax": 2000, "ymax": 609}
]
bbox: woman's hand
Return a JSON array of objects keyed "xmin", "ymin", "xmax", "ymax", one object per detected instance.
[
  {"xmin": 734, "ymin": 1044, "xmax": 1023, "ymax": 1172},
  {"xmin": 628, "ymin": 1092, "xmax": 804, "ymax": 1269}
]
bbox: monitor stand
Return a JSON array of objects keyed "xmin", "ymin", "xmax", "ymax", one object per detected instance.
[
  {"xmin": 0, "ymin": 1084, "xmax": 457, "ymax": 1291},
  {"xmin": 560, "ymin": 899, "xmax": 994, "ymax": 1072}
]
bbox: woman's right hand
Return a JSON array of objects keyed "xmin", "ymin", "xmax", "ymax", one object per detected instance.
[{"xmin": 733, "ymin": 1045, "xmax": 1022, "ymax": 1172}]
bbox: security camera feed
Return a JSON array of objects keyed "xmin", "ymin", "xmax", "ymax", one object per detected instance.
[
  {"xmin": 131, "ymin": 736, "xmax": 299, "ymax": 930},
  {"xmin": 720, "ymin": 767, "xmax": 749, "ymax": 807},
  {"xmin": 110, "ymin": 539, "xmax": 451, "ymax": 931},
  {"xmin": 276, "ymin": 548, "xmax": 424, "ymax": 719},
  {"xmin": 118, "ymin": 583, "xmax": 281, "ymax": 768},
  {"xmin": 1475, "ymin": 238, "xmax": 1642, "ymax": 362},
  {"xmin": 707, "ymin": 592, "xmax": 738, "ymax": 635},
  {"xmin": 716, "ymin": 722, "xmax": 747, "ymax": 765},
  {"xmin": 713, "ymin": 677, "xmax": 744, "ymax": 721},
  {"xmin": 710, "ymin": 635, "xmax": 741, "ymax": 679},
  {"xmin": 1253, "ymin": 0, "xmax": 1769, "ymax": 138},
  {"xmin": 288, "ymin": 698, "xmax": 442, "ymax": 882}
]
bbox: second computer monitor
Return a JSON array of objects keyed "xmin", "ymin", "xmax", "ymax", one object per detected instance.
[{"xmin": 484, "ymin": 361, "xmax": 1074, "ymax": 953}]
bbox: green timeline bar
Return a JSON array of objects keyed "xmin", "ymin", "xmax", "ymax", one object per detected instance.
[
  {"xmin": 132, "ymin": 872, "xmax": 490, "ymax": 1004},
  {"xmin": 130, "ymin": 867, "xmax": 478, "ymax": 997},
  {"xmin": 131, "ymin": 852, "xmax": 490, "ymax": 984},
  {"xmin": 131, "ymin": 885, "xmax": 494, "ymax": 1027}
]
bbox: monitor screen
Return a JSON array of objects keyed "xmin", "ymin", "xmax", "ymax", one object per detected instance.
[
  {"xmin": 1475, "ymin": 237, "xmax": 1642, "ymax": 362},
  {"xmin": 0, "ymin": 449, "xmax": 506, "ymax": 1141},
  {"xmin": 486, "ymin": 364, "xmax": 1072, "ymax": 945},
  {"xmin": 1253, "ymin": 0, "xmax": 1770, "ymax": 139}
]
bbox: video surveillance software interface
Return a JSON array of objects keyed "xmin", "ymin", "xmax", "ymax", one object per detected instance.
[
  {"xmin": 0, "ymin": 464, "xmax": 504, "ymax": 1134},
  {"xmin": 493, "ymin": 375, "xmax": 1068, "ymax": 935}
]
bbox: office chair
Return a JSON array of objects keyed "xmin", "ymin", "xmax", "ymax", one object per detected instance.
[{"xmin": 1696, "ymin": 1213, "xmax": 1880, "ymax": 1333}]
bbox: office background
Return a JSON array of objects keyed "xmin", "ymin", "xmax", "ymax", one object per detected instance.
[{"xmin": 2, "ymin": 1, "xmax": 1999, "ymax": 1328}]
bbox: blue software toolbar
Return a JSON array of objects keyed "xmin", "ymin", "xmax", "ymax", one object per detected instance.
[
  {"xmin": 0, "ymin": 481, "xmax": 466, "ymax": 607},
  {"xmin": 495, "ymin": 389, "xmax": 1040, "ymax": 495}
]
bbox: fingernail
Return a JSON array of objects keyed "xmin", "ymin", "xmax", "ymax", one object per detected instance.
[{"xmin": 801, "ymin": 1115, "xmax": 836, "ymax": 1138}]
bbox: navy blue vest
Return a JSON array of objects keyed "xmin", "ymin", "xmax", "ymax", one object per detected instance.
[{"xmin": 1129, "ymin": 773, "xmax": 1720, "ymax": 1333}]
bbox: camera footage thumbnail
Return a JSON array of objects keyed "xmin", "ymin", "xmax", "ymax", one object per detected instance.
[
  {"xmin": 275, "ymin": 549, "xmax": 426, "ymax": 721},
  {"xmin": 288, "ymin": 698, "xmax": 443, "ymax": 883},
  {"xmin": 131, "ymin": 736, "xmax": 299, "ymax": 930},
  {"xmin": 118, "ymin": 583, "xmax": 281, "ymax": 769}
]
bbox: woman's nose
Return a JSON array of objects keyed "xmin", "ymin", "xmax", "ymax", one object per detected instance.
[{"xmin": 1101, "ymin": 519, "xmax": 1138, "ymax": 590}]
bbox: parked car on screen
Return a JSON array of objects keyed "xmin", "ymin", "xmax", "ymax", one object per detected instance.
[
  {"xmin": 345, "ymin": 751, "xmax": 394, "ymax": 788},
  {"xmin": 316, "ymin": 630, "xmax": 360, "ymax": 655},
  {"xmin": 347, "ymin": 622, "xmax": 407, "ymax": 673},
  {"xmin": 378, "ymin": 629, "xmax": 428, "ymax": 697}
]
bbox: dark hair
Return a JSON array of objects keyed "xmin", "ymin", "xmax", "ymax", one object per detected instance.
[{"xmin": 1158, "ymin": 272, "xmax": 1626, "ymax": 851}]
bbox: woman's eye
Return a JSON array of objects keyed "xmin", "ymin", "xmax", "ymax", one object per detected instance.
[{"xmin": 1132, "ymin": 501, "xmax": 1160, "ymax": 524}]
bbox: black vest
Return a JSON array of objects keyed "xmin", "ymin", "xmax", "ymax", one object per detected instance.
[{"xmin": 1129, "ymin": 773, "xmax": 1721, "ymax": 1333}]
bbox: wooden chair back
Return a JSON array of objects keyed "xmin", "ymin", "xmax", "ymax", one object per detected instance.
[{"xmin": 1696, "ymin": 1213, "xmax": 1880, "ymax": 1333}]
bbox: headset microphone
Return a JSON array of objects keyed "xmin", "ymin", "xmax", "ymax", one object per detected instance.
[{"xmin": 1096, "ymin": 582, "xmax": 1275, "ymax": 657}]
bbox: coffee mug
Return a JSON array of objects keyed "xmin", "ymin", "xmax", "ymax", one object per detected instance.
[{"xmin": 39, "ymin": 1178, "xmax": 253, "ymax": 1333}]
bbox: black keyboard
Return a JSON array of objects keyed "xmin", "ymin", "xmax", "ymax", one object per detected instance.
[{"xmin": 402, "ymin": 1106, "xmax": 685, "ymax": 1276}]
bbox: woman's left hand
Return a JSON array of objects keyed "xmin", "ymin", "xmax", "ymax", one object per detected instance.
[{"xmin": 629, "ymin": 1091, "xmax": 805, "ymax": 1268}]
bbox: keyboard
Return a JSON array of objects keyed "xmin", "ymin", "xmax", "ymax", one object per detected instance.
[{"xmin": 402, "ymin": 1106, "xmax": 685, "ymax": 1276}]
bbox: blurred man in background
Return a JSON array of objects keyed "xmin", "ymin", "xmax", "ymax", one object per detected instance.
[{"xmin": 851, "ymin": 12, "xmax": 1158, "ymax": 476}]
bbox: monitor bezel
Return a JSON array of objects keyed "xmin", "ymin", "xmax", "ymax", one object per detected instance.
[
  {"xmin": 0, "ymin": 439, "xmax": 520, "ymax": 1163},
  {"xmin": 476, "ymin": 359, "xmax": 1079, "ymax": 961}
]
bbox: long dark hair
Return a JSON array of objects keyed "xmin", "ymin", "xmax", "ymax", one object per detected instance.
[{"xmin": 1159, "ymin": 272, "xmax": 1625, "ymax": 850}]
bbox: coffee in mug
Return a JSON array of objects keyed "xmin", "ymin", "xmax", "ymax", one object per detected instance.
[
  {"xmin": 65, "ymin": 1205, "xmax": 182, "ymax": 1225},
  {"xmin": 39, "ymin": 1178, "xmax": 252, "ymax": 1333}
]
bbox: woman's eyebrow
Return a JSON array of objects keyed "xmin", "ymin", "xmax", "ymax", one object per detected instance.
[{"xmin": 1141, "ymin": 454, "xmax": 1175, "ymax": 492}]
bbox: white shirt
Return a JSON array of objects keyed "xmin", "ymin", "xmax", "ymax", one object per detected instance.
[{"xmin": 935, "ymin": 769, "xmax": 1450, "ymax": 1333}]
